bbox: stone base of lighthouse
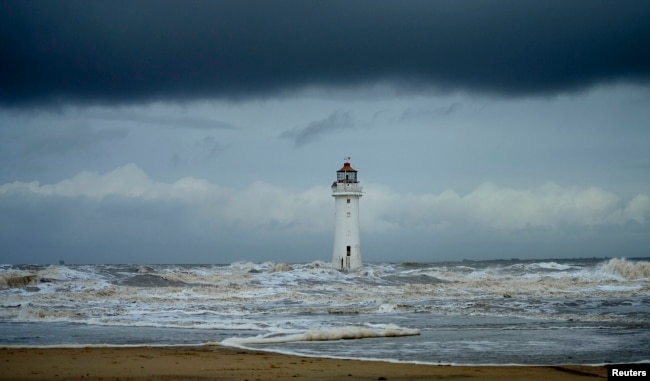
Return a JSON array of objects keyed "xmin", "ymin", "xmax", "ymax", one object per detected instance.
[{"xmin": 332, "ymin": 244, "xmax": 362, "ymax": 271}]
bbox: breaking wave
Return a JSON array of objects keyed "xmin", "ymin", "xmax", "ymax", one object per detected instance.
[
  {"xmin": 0, "ymin": 272, "xmax": 40, "ymax": 288},
  {"xmin": 221, "ymin": 324, "xmax": 420, "ymax": 347},
  {"xmin": 600, "ymin": 258, "xmax": 650, "ymax": 280}
]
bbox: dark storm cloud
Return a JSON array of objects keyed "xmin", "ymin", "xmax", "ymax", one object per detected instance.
[
  {"xmin": 90, "ymin": 112, "xmax": 239, "ymax": 130},
  {"xmin": 399, "ymin": 103, "xmax": 462, "ymax": 122},
  {"xmin": 2, "ymin": 0, "xmax": 649, "ymax": 106},
  {"xmin": 281, "ymin": 111, "xmax": 354, "ymax": 146}
]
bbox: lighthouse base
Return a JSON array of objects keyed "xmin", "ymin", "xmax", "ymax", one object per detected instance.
[{"xmin": 332, "ymin": 245, "xmax": 362, "ymax": 271}]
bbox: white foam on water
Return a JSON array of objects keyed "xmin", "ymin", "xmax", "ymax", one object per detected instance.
[
  {"xmin": 2, "ymin": 258, "xmax": 649, "ymax": 328},
  {"xmin": 377, "ymin": 303, "xmax": 397, "ymax": 313},
  {"xmin": 2, "ymin": 259, "xmax": 649, "ymax": 365},
  {"xmin": 221, "ymin": 323, "xmax": 420, "ymax": 347},
  {"xmin": 594, "ymin": 284, "xmax": 643, "ymax": 292},
  {"xmin": 530, "ymin": 262, "xmax": 578, "ymax": 271}
]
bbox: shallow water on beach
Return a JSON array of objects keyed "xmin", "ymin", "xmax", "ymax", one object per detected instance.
[{"xmin": 1, "ymin": 257, "xmax": 649, "ymax": 365}]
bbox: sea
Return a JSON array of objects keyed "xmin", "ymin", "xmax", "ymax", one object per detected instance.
[{"xmin": 1, "ymin": 257, "xmax": 649, "ymax": 366}]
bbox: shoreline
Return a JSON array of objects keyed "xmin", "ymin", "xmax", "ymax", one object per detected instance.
[
  {"xmin": 1, "ymin": 345, "xmax": 610, "ymax": 380},
  {"xmin": 1, "ymin": 342, "xmax": 625, "ymax": 367}
]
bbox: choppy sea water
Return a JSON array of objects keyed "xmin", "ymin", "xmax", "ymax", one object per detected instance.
[{"xmin": 1, "ymin": 257, "xmax": 649, "ymax": 365}]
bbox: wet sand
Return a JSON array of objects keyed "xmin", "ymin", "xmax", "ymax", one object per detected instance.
[{"xmin": 1, "ymin": 346, "xmax": 608, "ymax": 380}]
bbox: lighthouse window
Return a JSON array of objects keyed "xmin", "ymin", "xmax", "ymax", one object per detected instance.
[
  {"xmin": 337, "ymin": 171, "xmax": 357, "ymax": 183},
  {"xmin": 346, "ymin": 212, "xmax": 351, "ymax": 217},
  {"xmin": 347, "ymin": 199, "xmax": 350, "ymax": 204}
]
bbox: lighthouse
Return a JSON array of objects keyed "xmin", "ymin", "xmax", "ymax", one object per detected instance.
[{"xmin": 331, "ymin": 158, "xmax": 363, "ymax": 270}]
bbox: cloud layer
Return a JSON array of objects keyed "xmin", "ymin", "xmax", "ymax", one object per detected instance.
[
  {"xmin": 2, "ymin": 164, "xmax": 648, "ymax": 234},
  {"xmin": 2, "ymin": 1, "xmax": 649, "ymax": 106}
]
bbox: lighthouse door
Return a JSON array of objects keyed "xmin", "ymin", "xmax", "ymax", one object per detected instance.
[{"xmin": 346, "ymin": 246, "xmax": 351, "ymax": 269}]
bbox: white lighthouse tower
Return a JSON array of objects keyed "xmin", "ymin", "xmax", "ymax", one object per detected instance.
[{"xmin": 331, "ymin": 158, "xmax": 362, "ymax": 270}]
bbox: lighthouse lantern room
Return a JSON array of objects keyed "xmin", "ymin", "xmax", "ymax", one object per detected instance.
[{"xmin": 331, "ymin": 157, "xmax": 362, "ymax": 270}]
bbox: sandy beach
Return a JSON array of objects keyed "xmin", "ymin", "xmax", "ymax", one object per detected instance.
[{"xmin": 1, "ymin": 346, "xmax": 608, "ymax": 380}]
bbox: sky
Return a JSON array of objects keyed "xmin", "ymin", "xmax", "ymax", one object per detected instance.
[{"xmin": 1, "ymin": 0, "xmax": 649, "ymax": 264}]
